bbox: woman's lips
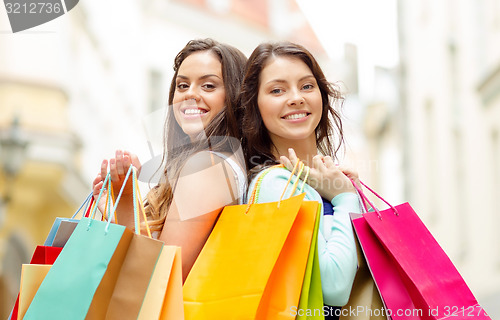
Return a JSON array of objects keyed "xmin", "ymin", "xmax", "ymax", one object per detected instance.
[
  {"xmin": 282, "ymin": 112, "xmax": 311, "ymax": 122},
  {"xmin": 183, "ymin": 108, "xmax": 207, "ymax": 115}
]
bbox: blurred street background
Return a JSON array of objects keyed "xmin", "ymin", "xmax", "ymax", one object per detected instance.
[{"xmin": 1, "ymin": 0, "xmax": 499, "ymax": 318}]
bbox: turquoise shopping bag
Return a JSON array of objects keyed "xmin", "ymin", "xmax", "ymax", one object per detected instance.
[
  {"xmin": 23, "ymin": 172, "xmax": 133, "ymax": 320},
  {"xmin": 23, "ymin": 217, "xmax": 133, "ymax": 319}
]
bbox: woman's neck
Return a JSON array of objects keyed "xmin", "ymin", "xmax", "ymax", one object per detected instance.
[{"xmin": 271, "ymin": 135, "xmax": 318, "ymax": 167}]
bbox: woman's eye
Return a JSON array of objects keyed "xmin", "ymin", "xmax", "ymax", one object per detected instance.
[
  {"xmin": 202, "ymin": 83, "xmax": 216, "ymax": 90},
  {"xmin": 302, "ymin": 84, "xmax": 314, "ymax": 90},
  {"xmin": 177, "ymin": 83, "xmax": 189, "ymax": 90},
  {"xmin": 270, "ymin": 88, "xmax": 283, "ymax": 94}
]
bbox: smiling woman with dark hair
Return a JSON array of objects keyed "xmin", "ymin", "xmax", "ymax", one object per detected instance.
[
  {"xmin": 240, "ymin": 41, "xmax": 359, "ymax": 319},
  {"xmin": 92, "ymin": 38, "xmax": 248, "ymax": 280}
]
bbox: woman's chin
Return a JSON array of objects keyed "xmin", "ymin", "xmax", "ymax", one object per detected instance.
[{"xmin": 182, "ymin": 125, "xmax": 206, "ymax": 140}]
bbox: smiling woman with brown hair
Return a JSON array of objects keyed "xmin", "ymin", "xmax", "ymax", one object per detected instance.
[
  {"xmin": 240, "ymin": 41, "xmax": 360, "ymax": 319},
  {"xmin": 92, "ymin": 38, "xmax": 248, "ymax": 280}
]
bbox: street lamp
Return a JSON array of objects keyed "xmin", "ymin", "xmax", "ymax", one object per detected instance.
[{"xmin": 0, "ymin": 115, "xmax": 28, "ymax": 204}]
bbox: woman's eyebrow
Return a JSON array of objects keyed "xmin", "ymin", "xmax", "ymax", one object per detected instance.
[
  {"xmin": 176, "ymin": 74, "xmax": 222, "ymax": 80},
  {"xmin": 299, "ymin": 75, "xmax": 315, "ymax": 81},
  {"xmin": 264, "ymin": 79, "xmax": 286, "ymax": 85},
  {"xmin": 200, "ymin": 74, "xmax": 222, "ymax": 80},
  {"xmin": 264, "ymin": 75, "xmax": 315, "ymax": 85}
]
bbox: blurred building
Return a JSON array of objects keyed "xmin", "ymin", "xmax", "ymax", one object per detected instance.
[
  {"xmin": 0, "ymin": 0, "xmax": 334, "ymax": 316},
  {"xmin": 0, "ymin": 30, "xmax": 89, "ymax": 317},
  {"xmin": 396, "ymin": 0, "xmax": 500, "ymax": 317}
]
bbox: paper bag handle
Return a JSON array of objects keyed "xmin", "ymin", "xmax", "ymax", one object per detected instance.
[
  {"xmin": 89, "ymin": 165, "xmax": 152, "ymax": 237},
  {"xmin": 247, "ymin": 160, "xmax": 310, "ymax": 210},
  {"xmin": 110, "ymin": 165, "xmax": 152, "ymax": 237},
  {"xmin": 132, "ymin": 167, "xmax": 152, "ymax": 238},
  {"xmin": 349, "ymin": 178, "xmax": 399, "ymax": 219},
  {"xmin": 90, "ymin": 172, "xmax": 111, "ymax": 220},
  {"xmin": 71, "ymin": 192, "xmax": 93, "ymax": 219}
]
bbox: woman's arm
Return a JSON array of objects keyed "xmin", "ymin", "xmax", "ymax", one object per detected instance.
[
  {"xmin": 158, "ymin": 151, "xmax": 239, "ymax": 282},
  {"xmin": 318, "ymin": 192, "xmax": 359, "ymax": 306}
]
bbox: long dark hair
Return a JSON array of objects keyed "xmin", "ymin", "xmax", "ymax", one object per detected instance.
[
  {"xmin": 240, "ymin": 41, "xmax": 345, "ymax": 173},
  {"xmin": 145, "ymin": 38, "xmax": 247, "ymax": 231}
]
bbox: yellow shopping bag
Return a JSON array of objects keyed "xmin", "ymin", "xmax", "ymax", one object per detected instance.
[
  {"xmin": 137, "ymin": 246, "xmax": 184, "ymax": 320},
  {"xmin": 183, "ymin": 163, "xmax": 319, "ymax": 320},
  {"xmin": 18, "ymin": 264, "xmax": 52, "ymax": 320}
]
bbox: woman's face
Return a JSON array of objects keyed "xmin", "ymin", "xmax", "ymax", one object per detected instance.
[
  {"xmin": 257, "ymin": 56, "xmax": 322, "ymax": 145},
  {"xmin": 173, "ymin": 51, "xmax": 226, "ymax": 140}
]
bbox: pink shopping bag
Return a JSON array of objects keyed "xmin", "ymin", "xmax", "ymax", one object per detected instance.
[{"xmin": 350, "ymin": 180, "xmax": 491, "ymax": 320}]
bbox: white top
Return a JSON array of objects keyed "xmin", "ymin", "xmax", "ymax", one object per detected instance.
[{"xmin": 211, "ymin": 151, "xmax": 247, "ymax": 205}]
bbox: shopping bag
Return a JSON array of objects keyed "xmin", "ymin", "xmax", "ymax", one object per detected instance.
[
  {"xmin": 8, "ymin": 245, "xmax": 63, "ymax": 320},
  {"xmin": 29, "ymin": 245, "xmax": 63, "ymax": 264},
  {"xmin": 351, "ymin": 180, "xmax": 491, "ymax": 320},
  {"xmin": 254, "ymin": 166, "xmax": 320, "ymax": 320},
  {"xmin": 296, "ymin": 202, "xmax": 324, "ymax": 320},
  {"xmin": 159, "ymin": 246, "xmax": 184, "ymax": 320},
  {"xmin": 23, "ymin": 171, "xmax": 133, "ymax": 320},
  {"xmin": 94, "ymin": 230, "xmax": 164, "ymax": 319},
  {"xmin": 183, "ymin": 163, "xmax": 318, "ymax": 320},
  {"xmin": 350, "ymin": 213, "xmax": 410, "ymax": 319},
  {"xmin": 137, "ymin": 246, "xmax": 184, "ymax": 320},
  {"xmin": 51, "ymin": 219, "xmax": 79, "ymax": 247},
  {"xmin": 22, "ymin": 216, "xmax": 133, "ymax": 319},
  {"xmin": 340, "ymin": 226, "xmax": 387, "ymax": 320},
  {"xmin": 86, "ymin": 166, "xmax": 173, "ymax": 319},
  {"xmin": 23, "ymin": 166, "xmax": 167, "ymax": 320},
  {"xmin": 17, "ymin": 264, "xmax": 51, "ymax": 320},
  {"xmin": 8, "ymin": 183, "xmax": 104, "ymax": 319},
  {"xmin": 43, "ymin": 192, "xmax": 93, "ymax": 246}
]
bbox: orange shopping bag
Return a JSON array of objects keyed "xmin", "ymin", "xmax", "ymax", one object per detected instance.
[{"xmin": 183, "ymin": 163, "xmax": 319, "ymax": 320}]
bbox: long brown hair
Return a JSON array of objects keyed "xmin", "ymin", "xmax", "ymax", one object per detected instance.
[
  {"xmin": 145, "ymin": 38, "xmax": 247, "ymax": 231},
  {"xmin": 240, "ymin": 41, "xmax": 345, "ymax": 174}
]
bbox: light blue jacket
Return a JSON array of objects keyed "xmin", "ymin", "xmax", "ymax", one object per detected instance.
[{"xmin": 247, "ymin": 167, "xmax": 359, "ymax": 306}]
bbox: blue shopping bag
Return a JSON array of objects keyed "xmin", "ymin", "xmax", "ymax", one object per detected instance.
[{"xmin": 44, "ymin": 192, "xmax": 93, "ymax": 246}]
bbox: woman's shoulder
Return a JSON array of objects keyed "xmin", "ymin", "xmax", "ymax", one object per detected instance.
[
  {"xmin": 181, "ymin": 150, "xmax": 246, "ymax": 203},
  {"xmin": 181, "ymin": 150, "xmax": 240, "ymax": 174},
  {"xmin": 179, "ymin": 150, "xmax": 214, "ymax": 174},
  {"xmin": 174, "ymin": 150, "xmax": 240, "ymax": 205}
]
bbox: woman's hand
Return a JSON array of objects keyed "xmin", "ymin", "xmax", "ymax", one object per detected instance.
[
  {"xmin": 92, "ymin": 173, "xmax": 108, "ymax": 215},
  {"xmin": 337, "ymin": 165, "xmax": 360, "ymax": 189},
  {"xmin": 280, "ymin": 148, "xmax": 357, "ymax": 201},
  {"xmin": 104, "ymin": 150, "xmax": 142, "ymax": 198},
  {"xmin": 91, "ymin": 150, "xmax": 142, "ymax": 218}
]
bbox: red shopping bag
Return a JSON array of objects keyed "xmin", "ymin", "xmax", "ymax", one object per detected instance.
[
  {"xmin": 29, "ymin": 246, "xmax": 63, "ymax": 264},
  {"xmin": 350, "ymin": 181, "xmax": 491, "ymax": 320}
]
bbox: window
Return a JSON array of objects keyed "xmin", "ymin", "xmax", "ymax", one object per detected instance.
[
  {"xmin": 491, "ymin": 129, "xmax": 500, "ymax": 267},
  {"xmin": 148, "ymin": 69, "xmax": 164, "ymax": 113},
  {"xmin": 425, "ymin": 99, "xmax": 437, "ymax": 223}
]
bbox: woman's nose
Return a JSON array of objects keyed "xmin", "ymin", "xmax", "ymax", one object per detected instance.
[
  {"xmin": 185, "ymin": 86, "xmax": 201, "ymax": 101},
  {"xmin": 288, "ymin": 90, "xmax": 305, "ymax": 106}
]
